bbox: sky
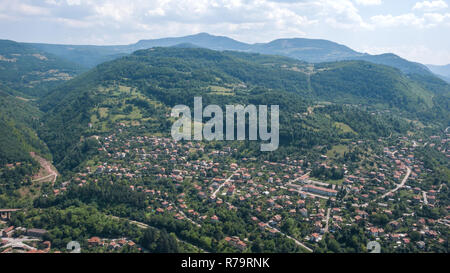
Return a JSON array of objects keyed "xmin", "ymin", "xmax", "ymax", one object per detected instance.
[{"xmin": 0, "ymin": 0, "xmax": 449, "ymax": 65}]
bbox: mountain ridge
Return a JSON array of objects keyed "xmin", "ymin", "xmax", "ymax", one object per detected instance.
[{"xmin": 21, "ymin": 33, "xmax": 433, "ymax": 77}]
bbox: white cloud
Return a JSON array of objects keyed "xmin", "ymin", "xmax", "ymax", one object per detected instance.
[
  {"xmin": 371, "ymin": 13, "xmax": 425, "ymax": 28},
  {"xmin": 424, "ymin": 12, "xmax": 450, "ymax": 24},
  {"xmin": 0, "ymin": 0, "xmax": 449, "ymax": 64},
  {"xmin": 15, "ymin": 3, "xmax": 50, "ymax": 16},
  {"xmin": 0, "ymin": 0, "xmax": 372, "ymax": 37},
  {"xmin": 353, "ymin": 0, "xmax": 382, "ymax": 6},
  {"xmin": 48, "ymin": 17, "xmax": 95, "ymax": 28},
  {"xmin": 309, "ymin": 0, "xmax": 372, "ymax": 29},
  {"xmin": 94, "ymin": 1, "xmax": 135, "ymax": 22},
  {"xmin": 413, "ymin": 0, "xmax": 448, "ymax": 12},
  {"xmin": 371, "ymin": 11, "xmax": 450, "ymax": 28}
]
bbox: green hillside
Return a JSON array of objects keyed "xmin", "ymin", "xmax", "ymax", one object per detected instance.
[
  {"xmin": 311, "ymin": 61, "xmax": 435, "ymax": 109},
  {"xmin": 37, "ymin": 47, "xmax": 448, "ymax": 173},
  {"xmin": 0, "ymin": 88, "xmax": 49, "ymax": 165},
  {"xmin": 0, "ymin": 40, "xmax": 85, "ymax": 97}
]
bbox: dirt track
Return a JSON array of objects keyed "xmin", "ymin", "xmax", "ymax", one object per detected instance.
[{"xmin": 30, "ymin": 152, "xmax": 59, "ymax": 185}]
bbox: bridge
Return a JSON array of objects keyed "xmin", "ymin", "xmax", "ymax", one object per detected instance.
[{"xmin": 0, "ymin": 209, "xmax": 21, "ymax": 220}]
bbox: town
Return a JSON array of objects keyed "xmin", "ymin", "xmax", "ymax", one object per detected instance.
[{"xmin": 3, "ymin": 120, "xmax": 447, "ymax": 253}]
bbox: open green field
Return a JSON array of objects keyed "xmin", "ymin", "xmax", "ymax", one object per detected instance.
[
  {"xmin": 334, "ymin": 122, "xmax": 357, "ymax": 135},
  {"xmin": 208, "ymin": 85, "xmax": 235, "ymax": 96},
  {"xmin": 322, "ymin": 178, "xmax": 345, "ymax": 185},
  {"xmin": 326, "ymin": 144, "xmax": 349, "ymax": 158}
]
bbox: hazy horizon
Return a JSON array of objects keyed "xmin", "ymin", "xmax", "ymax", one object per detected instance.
[{"xmin": 1, "ymin": 0, "xmax": 450, "ymax": 65}]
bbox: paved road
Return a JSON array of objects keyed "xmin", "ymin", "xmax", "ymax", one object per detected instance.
[
  {"xmin": 211, "ymin": 171, "xmax": 238, "ymax": 199},
  {"xmin": 115, "ymin": 216, "xmax": 151, "ymax": 230},
  {"xmin": 360, "ymin": 166, "xmax": 412, "ymax": 207},
  {"xmin": 287, "ymin": 185, "xmax": 330, "ymax": 200},
  {"xmin": 177, "ymin": 209, "xmax": 201, "ymax": 228},
  {"xmin": 156, "ymin": 197, "xmax": 202, "ymax": 228},
  {"xmin": 265, "ymin": 225, "xmax": 313, "ymax": 253},
  {"xmin": 286, "ymin": 172, "xmax": 311, "ymax": 185},
  {"xmin": 422, "ymin": 191, "xmax": 428, "ymax": 205},
  {"xmin": 0, "ymin": 237, "xmax": 39, "ymax": 251},
  {"xmin": 158, "ymin": 198, "xmax": 202, "ymax": 228},
  {"xmin": 437, "ymin": 219, "xmax": 450, "ymax": 228},
  {"xmin": 324, "ymin": 208, "xmax": 331, "ymax": 233},
  {"xmin": 379, "ymin": 166, "xmax": 411, "ymax": 200},
  {"xmin": 286, "ymin": 172, "xmax": 331, "ymax": 200}
]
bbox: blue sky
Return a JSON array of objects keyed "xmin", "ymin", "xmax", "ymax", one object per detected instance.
[{"xmin": 0, "ymin": 0, "xmax": 449, "ymax": 65}]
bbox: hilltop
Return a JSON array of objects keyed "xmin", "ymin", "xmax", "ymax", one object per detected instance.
[
  {"xmin": 36, "ymin": 47, "xmax": 449, "ymax": 173},
  {"xmin": 24, "ymin": 33, "xmax": 435, "ymax": 78}
]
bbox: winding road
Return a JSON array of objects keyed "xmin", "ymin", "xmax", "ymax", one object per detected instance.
[
  {"xmin": 377, "ymin": 166, "xmax": 411, "ymax": 200},
  {"xmin": 30, "ymin": 152, "xmax": 59, "ymax": 185},
  {"xmin": 265, "ymin": 225, "xmax": 313, "ymax": 253},
  {"xmin": 109, "ymin": 215, "xmax": 208, "ymax": 253},
  {"xmin": 358, "ymin": 165, "xmax": 412, "ymax": 208}
]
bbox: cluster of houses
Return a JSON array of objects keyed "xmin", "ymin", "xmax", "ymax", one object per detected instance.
[
  {"xmin": 224, "ymin": 236, "xmax": 247, "ymax": 251},
  {"xmin": 0, "ymin": 225, "xmax": 50, "ymax": 253},
  {"xmin": 0, "ymin": 223, "xmax": 142, "ymax": 253},
  {"xmin": 87, "ymin": 237, "xmax": 140, "ymax": 251},
  {"xmin": 46, "ymin": 123, "xmax": 448, "ymax": 252},
  {"xmin": 3, "ymin": 162, "xmax": 25, "ymax": 169}
]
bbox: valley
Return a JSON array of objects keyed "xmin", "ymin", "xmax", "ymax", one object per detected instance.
[{"xmin": 0, "ymin": 38, "xmax": 448, "ymax": 254}]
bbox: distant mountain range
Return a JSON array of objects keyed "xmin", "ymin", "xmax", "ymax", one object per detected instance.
[
  {"xmin": 427, "ymin": 64, "xmax": 450, "ymax": 83},
  {"xmin": 25, "ymin": 33, "xmax": 434, "ymax": 76}
]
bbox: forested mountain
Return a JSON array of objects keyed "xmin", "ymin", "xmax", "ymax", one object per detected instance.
[
  {"xmin": 37, "ymin": 47, "xmax": 448, "ymax": 174},
  {"xmin": 0, "ymin": 40, "xmax": 84, "ymax": 97},
  {"xmin": 0, "ymin": 86, "xmax": 49, "ymax": 165},
  {"xmin": 27, "ymin": 33, "xmax": 250, "ymax": 68},
  {"xmin": 310, "ymin": 61, "xmax": 449, "ymax": 120},
  {"xmin": 250, "ymin": 38, "xmax": 362, "ymax": 63},
  {"xmin": 248, "ymin": 38, "xmax": 432, "ymax": 75},
  {"xmin": 354, "ymin": 53, "xmax": 432, "ymax": 76},
  {"xmin": 24, "ymin": 33, "xmax": 434, "ymax": 78},
  {"xmin": 29, "ymin": 42, "xmax": 129, "ymax": 70}
]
